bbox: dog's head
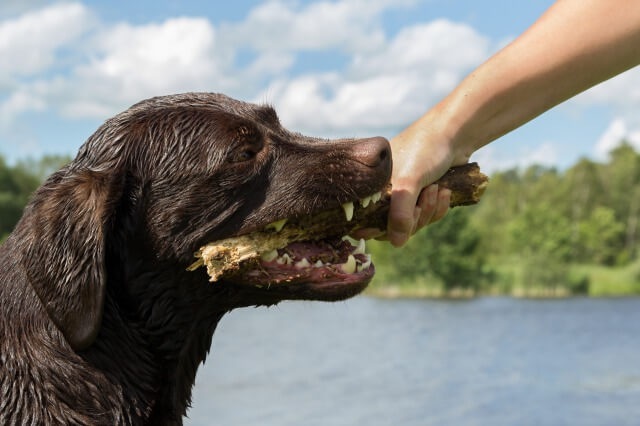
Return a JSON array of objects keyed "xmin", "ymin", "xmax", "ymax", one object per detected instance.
[{"xmin": 20, "ymin": 93, "xmax": 391, "ymax": 349}]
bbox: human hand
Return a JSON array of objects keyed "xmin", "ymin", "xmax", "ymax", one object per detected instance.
[
  {"xmin": 385, "ymin": 118, "xmax": 455, "ymax": 246},
  {"xmin": 351, "ymin": 114, "xmax": 460, "ymax": 246}
]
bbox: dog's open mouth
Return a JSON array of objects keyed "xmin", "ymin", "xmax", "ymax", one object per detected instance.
[
  {"xmin": 188, "ymin": 189, "xmax": 389, "ymax": 299},
  {"xmin": 243, "ymin": 236, "xmax": 375, "ymax": 293},
  {"xmin": 188, "ymin": 163, "xmax": 488, "ymax": 299}
]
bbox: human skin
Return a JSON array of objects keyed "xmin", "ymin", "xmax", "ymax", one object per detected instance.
[{"xmin": 384, "ymin": 0, "xmax": 640, "ymax": 247}]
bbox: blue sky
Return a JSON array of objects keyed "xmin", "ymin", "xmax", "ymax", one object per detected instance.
[{"xmin": 1, "ymin": 0, "xmax": 639, "ymax": 173}]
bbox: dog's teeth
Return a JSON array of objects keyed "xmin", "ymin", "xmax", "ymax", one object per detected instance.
[
  {"xmin": 295, "ymin": 258, "xmax": 311, "ymax": 269},
  {"xmin": 276, "ymin": 253, "xmax": 293, "ymax": 265},
  {"xmin": 361, "ymin": 256, "xmax": 372, "ymax": 271},
  {"xmin": 314, "ymin": 260, "xmax": 324, "ymax": 268},
  {"xmin": 265, "ymin": 218, "xmax": 287, "ymax": 232},
  {"xmin": 342, "ymin": 202, "xmax": 354, "ymax": 221},
  {"xmin": 371, "ymin": 192, "xmax": 382, "ymax": 203},
  {"xmin": 353, "ymin": 238, "xmax": 366, "ymax": 255},
  {"xmin": 357, "ymin": 262, "xmax": 371, "ymax": 272},
  {"xmin": 260, "ymin": 250, "xmax": 279, "ymax": 262},
  {"xmin": 340, "ymin": 255, "xmax": 357, "ymax": 274},
  {"xmin": 360, "ymin": 195, "xmax": 371, "ymax": 208}
]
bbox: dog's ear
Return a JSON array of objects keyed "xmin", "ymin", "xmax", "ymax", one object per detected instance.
[{"xmin": 22, "ymin": 167, "xmax": 123, "ymax": 350}]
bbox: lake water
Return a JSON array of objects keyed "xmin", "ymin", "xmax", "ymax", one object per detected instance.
[{"xmin": 186, "ymin": 297, "xmax": 640, "ymax": 426}]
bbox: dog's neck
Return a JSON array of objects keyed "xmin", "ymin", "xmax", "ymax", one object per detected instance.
[
  {"xmin": 101, "ymin": 258, "xmax": 230, "ymax": 422},
  {"xmin": 99, "ymin": 224, "xmax": 276, "ymax": 423}
]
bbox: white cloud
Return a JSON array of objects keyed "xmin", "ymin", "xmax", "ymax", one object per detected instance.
[
  {"xmin": 595, "ymin": 118, "xmax": 640, "ymax": 160},
  {"xmin": 0, "ymin": 89, "xmax": 46, "ymax": 127},
  {"xmin": 226, "ymin": 0, "xmax": 413, "ymax": 54},
  {"xmin": 61, "ymin": 17, "xmax": 225, "ymax": 117},
  {"xmin": 472, "ymin": 141, "xmax": 559, "ymax": 174},
  {"xmin": 266, "ymin": 19, "xmax": 490, "ymax": 136},
  {"xmin": 0, "ymin": 3, "xmax": 92, "ymax": 78},
  {"xmin": 576, "ymin": 66, "xmax": 640, "ymax": 111},
  {"xmin": 572, "ymin": 65, "xmax": 640, "ymax": 159},
  {"xmin": 352, "ymin": 19, "xmax": 488, "ymax": 75},
  {"xmin": 3, "ymin": 0, "xmax": 460, "ymax": 131},
  {"xmin": 0, "ymin": 0, "xmax": 50, "ymax": 19},
  {"xmin": 523, "ymin": 142, "xmax": 559, "ymax": 168}
]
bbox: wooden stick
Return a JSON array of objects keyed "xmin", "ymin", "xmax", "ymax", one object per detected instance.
[{"xmin": 189, "ymin": 163, "xmax": 489, "ymax": 281}]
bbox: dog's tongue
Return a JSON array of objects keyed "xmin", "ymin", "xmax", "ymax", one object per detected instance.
[
  {"xmin": 278, "ymin": 238, "xmax": 352, "ymax": 263},
  {"xmin": 266, "ymin": 237, "xmax": 371, "ymax": 271}
]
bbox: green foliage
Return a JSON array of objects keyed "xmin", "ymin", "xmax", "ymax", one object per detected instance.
[
  {"xmin": 508, "ymin": 203, "xmax": 573, "ymax": 261},
  {"xmin": 371, "ymin": 141, "xmax": 640, "ymax": 297},
  {"xmin": 370, "ymin": 208, "xmax": 489, "ymax": 294},
  {"xmin": 576, "ymin": 206, "xmax": 625, "ymax": 265},
  {"xmin": 0, "ymin": 155, "xmax": 70, "ymax": 240},
  {"xmin": 517, "ymin": 254, "xmax": 588, "ymax": 296}
]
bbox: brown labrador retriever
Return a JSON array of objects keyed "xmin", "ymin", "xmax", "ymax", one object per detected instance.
[{"xmin": 0, "ymin": 93, "xmax": 391, "ymax": 425}]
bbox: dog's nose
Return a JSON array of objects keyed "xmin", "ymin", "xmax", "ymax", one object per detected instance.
[{"xmin": 353, "ymin": 136, "xmax": 392, "ymax": 170}]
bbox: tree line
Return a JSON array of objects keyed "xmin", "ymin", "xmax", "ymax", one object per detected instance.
[
  {"xmin": 369, "ymin": 142, "xmax": 640, "ymax": 297},
  {"xmin": 0, "ymin": 155, "xmax": 72, "ymax": 241},
  {"xmin": 2, "ymin": 144, "xmax": 640, "ymax": 297}
]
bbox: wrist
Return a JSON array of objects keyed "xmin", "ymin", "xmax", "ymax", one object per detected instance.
[{"xmin": 416, "ymin": 101, "xmax": 475, "ymax": 167}]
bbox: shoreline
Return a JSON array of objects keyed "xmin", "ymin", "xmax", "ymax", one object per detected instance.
[{"xmin": 365, "ymin": 284, "xmax": 640, "ymax": 300}]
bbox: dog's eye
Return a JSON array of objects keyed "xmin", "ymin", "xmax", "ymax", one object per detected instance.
[
  {"xmin": 226, "ymin": 123, "xmax": 264, "ymax": 163},
  {"xmin": 233, "ymin": 148, "xmax": 258, "ymax": 162},
  {"xmin": 229, "ymin": 124, "xmax": 263, "ymax": 163}
]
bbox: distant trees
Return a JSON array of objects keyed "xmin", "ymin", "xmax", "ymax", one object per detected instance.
[
  {"xmin": 0, "ymin": 155, "xmax": 70, "ymax": 240},
  {"xmin": 474, "ymin": 141, "xmax": 640, "ymax": 267},
  {"xmin": 370, "ymin": 208, "xmax": 486, "ymax": 293},
  {"xmin": 370, "ymin": 141, "xmax": 640, "ymax": 296}
]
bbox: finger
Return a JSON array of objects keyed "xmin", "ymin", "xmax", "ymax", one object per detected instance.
[
  {"xmin": 387, "ymin": 188, "xmax": 419, "ymax": 247},
  {"xmin": 415, "ymin": 184, "xmax": 439, "ymax": 230},
  {"xmin": 430, "ymin": 188, "xmax": 451, "ymax": 223}
]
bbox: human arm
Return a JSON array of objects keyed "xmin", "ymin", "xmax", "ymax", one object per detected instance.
[{"xmin": 387, "ymin": 0, "xmax": 640, "ymax": 247}]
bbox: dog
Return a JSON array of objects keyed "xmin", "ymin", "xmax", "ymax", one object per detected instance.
[{"xmin": 0, "ymin": 93, "xmax": 391, "ymax": 425}]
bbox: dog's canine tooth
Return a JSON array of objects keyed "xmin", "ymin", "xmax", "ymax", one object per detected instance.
[
  {"xmin": 260, "ymin": 250, "xmax": 279, "ymax": 262},
  {"xmin": 265, "ymin": 218, "xmax": 287, "ymax": 232},
  {"xmin": 295, "ymin": 258, "xmax": 311, "ymax": 269},
  {"xmin": 353, "ymin": 238, "xmax": 366, "ymax": 255},
  {"xmin": 314, "ymin": 260, "xmax": 324, "ymax": 268},
  {"xmin": 340, "ymin": 255, "xmax": 357, "ymax": 274},
  {"xmin": 371, "ymin": 192, "xmax": 382, "ymax": 203},
  {"xmin": 360, "ymin": 195, "xmax": 371, "ymax": 208},
  {"xmin": 342, "ymin": 202, "xmax": 354, "ymax": 221}
]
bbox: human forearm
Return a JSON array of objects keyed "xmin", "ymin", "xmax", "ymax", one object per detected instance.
[
  {"xmin": 436, "ymin": 0, "xmax": 640, "ymax": 162},
  {"xmin": 386, "ymin": 0, "xmax": 640, "ymax": 247}
]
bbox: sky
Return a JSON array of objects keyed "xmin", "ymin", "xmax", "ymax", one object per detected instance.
[{"xmin": 1, "ymin": 0, "xmax": 639, "ymax": 173}]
